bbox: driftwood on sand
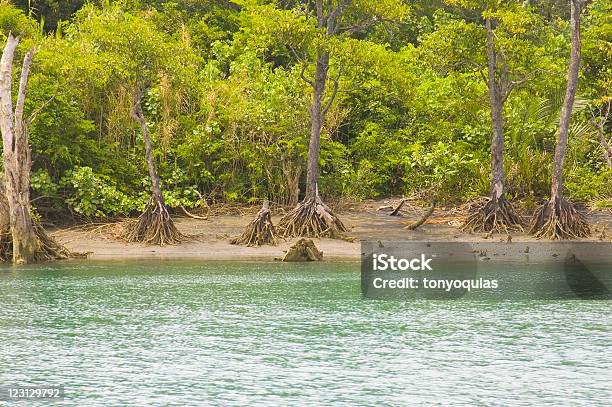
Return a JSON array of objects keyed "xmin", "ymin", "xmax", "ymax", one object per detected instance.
[
  {"xmin": 405, "ymin": 201, "xmax": 436, "ymax": 230},
  {"xmin": 281, "ymin": 238, "xmax": 323, "ymax": 262}
]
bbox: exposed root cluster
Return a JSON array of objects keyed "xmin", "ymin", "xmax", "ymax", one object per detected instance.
[
  {"xmin": 0, "ymin": 230, "xmax": 11, "ymax": 262},
  {"xmin": 119, "ymin": 198, "xmax": 189, "ymax": 246},
  {"xmin": 462, "ymin": 195, "xmax": 523, "ymax": 233},
  {"xmin": 0, "ymin": 222, "xmax": 85, "ymax": 262},
  {"xmin": 230, "ymin": 201, "xmax": 276, "ymax": 246},
  {"xmin": 33, "ymin": 223, "xmax": 86, "ymax": 261},
  {"xmin": 277, "ymin": 194, "xmax": 349, "ymax": 240},
  {"xmin": 530, "ymin": 197, "xmax": 590, "ymax": 240}
]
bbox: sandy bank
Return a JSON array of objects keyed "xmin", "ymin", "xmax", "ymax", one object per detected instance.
[{"xmin": 50, "ymin": 200, "xmax": 612, "ymax": 262}]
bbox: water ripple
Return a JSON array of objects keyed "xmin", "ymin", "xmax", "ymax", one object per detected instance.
[{"xmin": 0, "ymin": 261, "xmax": 610, "ymax": 406}]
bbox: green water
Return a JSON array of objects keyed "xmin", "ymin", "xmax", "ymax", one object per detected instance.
[{"xmin": 1, "ymin": 261, "xmax": 611, "ymax": 406}]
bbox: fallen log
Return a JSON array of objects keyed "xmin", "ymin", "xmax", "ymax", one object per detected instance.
[{"xmin": 405, "ymin": 202, "xmax": 436, "ymax": 231}]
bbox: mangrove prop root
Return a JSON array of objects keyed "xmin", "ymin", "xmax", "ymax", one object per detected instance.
[
  {"xmin": 277, "ymin": 194, "xmax": 350, "ymax": 240},
  {"xmin": 0, "ymin": 222, "xmax": 86, "ymax": 262},
  {"xmin": 462, "ymin": 195, "xmax": 523, "ymax": 234},
  {"xmin": 34, "ymin": 223, "xmax": 87, "ymax": 261},
  {"xmin": 230, "ymin": 201, "xmax": 276, "ymax": 246},
  {"xmin": 180, "ymin": 190, "xmax": 210, "ymax": 220},
  {"xmin": 120, "ymin": 198, "xmax": 189, "ymax": 246},
  {"xmin": 0, "ymin": 231, "xmax": 10, "ymax": 262},
  {"xmin": 529, "ymin": 197, "xmax": 590, "ymax": 240},
  {"xmin": 405, "ymin": 202, "xmax": 436, "ymax": 230},
  {"xmin": 181, "ymin": 205, "xmax": 208, "ymax": 220}
]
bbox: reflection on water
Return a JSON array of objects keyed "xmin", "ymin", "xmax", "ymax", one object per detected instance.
[{"xmin": 1, "ymin": 261, "xmax": 611, "ymax": 406}]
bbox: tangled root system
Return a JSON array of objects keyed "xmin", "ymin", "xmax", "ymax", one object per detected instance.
[
  {"xmin": 529, "ymin": 197, "xmax": 590, "ymax": 240},
  {"xmin": 462, "ymin": 195, "xmax": 523, "ymax": 234},
  {"xmin": 277, "ymin": 194, "xmax": 349, "ymax": 240},
  {"xmin": 0, "ymin": 222, "xmax": 85, "ymax": 263},
  {"xmin": 119, "ymin": 198, "xmax": 189, "ymax": 246},
  {"xmin": 230, "ymin": 201, "xmax": 276, "ymax": 246},
  {"xmin": 34, "ymin": 223, "xmax": 86, "ymax": 261}
]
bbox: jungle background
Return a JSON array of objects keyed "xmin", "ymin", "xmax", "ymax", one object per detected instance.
[{"xmin": 1, "ymin": 0, "xmax": 610, "ymax": 222}]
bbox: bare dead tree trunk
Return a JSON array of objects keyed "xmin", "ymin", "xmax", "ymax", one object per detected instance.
[
  {"xmin": 131, "ymin": 88, "xmax": 165, "ymax": 207},
  {"xmin": 0, "ymin": 35, "xmax": 77, "ymax": 262},
  {"xmin": 0, "ymin": 34, "xmax": 37, "ymax": 264}
]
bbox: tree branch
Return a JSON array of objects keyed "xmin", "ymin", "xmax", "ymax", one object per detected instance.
[
  {"xmin": 339, "ymin": 17, "xmax": 380, "ymax": 36},
  {"xmin": 288, "ymin": 44, "xmax": 304, "ymax": 61},
  {"xmin": 322, "ymin": 66, "xmax": 342, "ymax": 116},
  {"xmin": 27, "ymin": 92, "xmax": 57, "ymax": 125},
  {"xmin": 288, "ymin": 45, "xmax": 315, "ymax": 87},
  {"xmin": 316, "ymin": 0, "xmax": 324, "ymax": 27},
  {"xmin": 300, "ymin": 63, "xmax": 314, "ymax": 87},
  {"xmin": 14, "ymin": 50, "xmax": 35, "ymax": 128}
]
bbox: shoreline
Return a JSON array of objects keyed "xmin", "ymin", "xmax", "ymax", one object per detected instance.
[{"xmin": 49, "ymin": 201, "xmax": 612, "ymax": 263}]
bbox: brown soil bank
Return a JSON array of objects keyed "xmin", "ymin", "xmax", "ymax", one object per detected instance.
[{"xmin": 50, "ymin": 200, "xmax": 612, "ymax": 261}]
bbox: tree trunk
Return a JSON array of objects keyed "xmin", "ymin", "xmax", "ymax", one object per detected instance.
[
  {"xmin": 461, "ymin": 13, "xmax": 523, "ymax": 234},
  {"xmin": 120, "ymin": 87, "xmax": 188, "ymax": 245},
  {"xmin": 593, "ymin": 103, "xmax": 611, "ymax": 168},
  {"xmin": 550, "ymin": 0, "xmax": 582, "ymax": 201},
  {"xmin": 281, "ymin": 158, "xmax": 301, "ymax": 206},
  {"xmin": 597, "ymin": 126, "xmax": 612, "ymax": 168},
  {"xmin": 305, "ymin": 50, "xmax": 330, "ymax": 199},
  {"xmin": 131, "ymin": 88, "xmax": 165, "ymax": 206},
  {"xmin": 0, "ymin": 34, "xmax": 37, "ymax": 264},
  {"xmin": 486, "ymin": 16, "xmax": 505, "ymax": 200}
]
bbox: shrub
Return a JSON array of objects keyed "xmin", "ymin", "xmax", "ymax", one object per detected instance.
[
  {"xmin": 31, "ymin": 169, "xmax": 59, "ymax": 198},
  {"xmin": 565, "ymin": 166, "xmax": 612, "ymax": 202},
  {"xmin": 60, "ymin": 166, "xmax": 137, "ymax": 217}
]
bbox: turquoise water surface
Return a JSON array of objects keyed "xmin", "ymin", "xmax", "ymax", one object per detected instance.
[{"xmin": 1, "ymin": 261, "xmax": 611, "ymax": 406}]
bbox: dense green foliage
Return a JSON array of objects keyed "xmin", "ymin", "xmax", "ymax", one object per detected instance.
[{"xmin": 1, "ymin": 0, "xmax": 610, "ymax": 219}]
